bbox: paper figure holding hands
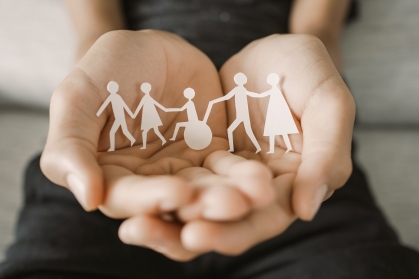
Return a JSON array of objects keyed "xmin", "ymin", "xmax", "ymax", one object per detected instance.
[
  {"xmin": 169, "ymin": 88, "xmax": 212, "ymax": 150},
  {"xmin": 250, "ymin": 73, "xmax": 299, "ymax": 153},
  {"xmin": 133, "ymin": 82, "xmax": 170, "ymax": 149},
  {"xmin": 97, "ymin": 73, "xmax": 296, "ymax": 153},
  {"xmin": 96, "ymin": 81, "xmax": 136, "ymax": 152},
  {"xmin": 204, "ymin": 72, "xmax": 261, "ymax": 153}
]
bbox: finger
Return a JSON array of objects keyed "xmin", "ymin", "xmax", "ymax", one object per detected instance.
[
  {"xmin": 176, "ymin": 167, "xmax": 250, "ymax": 222},
  {"xmin": 41, "ymin": 78, "xmax": 104, "ymax": 211},
  {"xmin": 99, "ymin": 165, "xmax": 194, "ymax": 219},
  {"xmin": 293, "ymin": 78, "xmax": 355, "ymax": 221},
  {"xmin": 181, "ymin": 172, "xmax": 295, "ymax": 255},
  {"xmin": 204, "ymin": 151, "xmax": 275, "ymax": 207},
  {"xmin": 181, "ymin": 204, "xmax": 295, "ymax": 255},
  {"xmin": 119, "ymin": 215, "xmax": 199, "ymax": 261}
]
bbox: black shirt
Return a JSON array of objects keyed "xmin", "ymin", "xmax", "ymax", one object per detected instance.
[{"xmin": 123, "ymin": 0, "xmax": 293, "ymax": 68}]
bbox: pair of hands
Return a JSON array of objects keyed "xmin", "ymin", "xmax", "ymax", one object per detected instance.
[{"xmin": 40, "ymin": 30, "xmax": 355, "ymax": 261}]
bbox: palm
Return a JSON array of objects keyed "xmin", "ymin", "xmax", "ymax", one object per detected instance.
[
  {"xmin": 51, "ymin": 30, "xmax": 228, "ymax": 217},
  {"xmin": 219, "ymin": 34, "xmax": 354, "ymax": 197},
  {"xmin": 170, "ymin": 35, "xmax": 355, "ymax": 256}
]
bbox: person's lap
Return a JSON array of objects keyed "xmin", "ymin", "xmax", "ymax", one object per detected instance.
[{"xmin": 1, "ymin": 152, "xmax": 419, "ymax": 279}]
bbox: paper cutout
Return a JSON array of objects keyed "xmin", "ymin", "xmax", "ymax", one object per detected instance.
[
  {"xmin": 133, "ymin": 82, "xmax": 168, "ymax": 149},
  {"xmin": 204, "ymin": 73, "xmax": 261, "ymax": 153},
  {"xmin": 249, "ymin": 73, "xmax": 299, "ymax": 153},
  {"xmin": 96, "ymin": 81, "xmax": 136, "ymax": 152},
  {"xmin": 98, "ymin": 73, "xmax": 297, "ymax": 154},
  {"xmin": 170, "ymin": 88, "xmax": 213, "ymax": 150}
]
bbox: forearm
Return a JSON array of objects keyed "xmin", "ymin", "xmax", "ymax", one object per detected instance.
[
  {"xmin": 65, "ymin": 0, "xmax": 126, "ymax": 63},
  {"xmin": 289, "ymin": 0, "xmax": 351, "ymax": 71}
]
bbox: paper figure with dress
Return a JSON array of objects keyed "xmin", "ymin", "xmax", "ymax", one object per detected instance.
[
  {"xmin": 133, "ymin": 82, "xmax": 171, "ymax": 149},
  {"xmin": 250, "ymin": 73, "xmax": 299, "ymax": 153}
]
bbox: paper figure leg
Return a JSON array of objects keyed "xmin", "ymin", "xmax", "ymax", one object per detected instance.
[
  {"xmin": 153, "ymin": 127, "xmax": 167, "ymax": 145},
  {"xmin": 267, "ymin": 136, "xmax": 275, "ymax": 154},
  {"xmin": 141, "ymin": 129, "xmax": 150, "ymax": 149},
  {"xmin": 170, "ymin": 122, "xmax": 187, "ymax": 141},
  {"xmin": 108, "ymin": 121, "xmax": 121, "ymax": 152},
  {"xmin": 282, "ymin": 134, "xmax": 292, "ymax": 153},
  {"xmin": 243, "ymin": 121, "xmax": 261, "ymax": 154},
  {"xmin": 227, "ymin": 119, "xmax": 241, "ymax": 152},
  {"xmin": 120, "ymin": 121, "xmax": 136, "ymax": 146}
]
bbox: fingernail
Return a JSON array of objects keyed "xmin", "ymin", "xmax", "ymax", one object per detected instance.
[
  {"xmin": 310, "ymin": 184, "xmax": 328, "ymax": 220},
  {"xmin": 67, "ymin": 174, "xmax": 89, "ymax": 211},
  {"xmin": 160, "ymin": 201, "xmax": 179, "ymax": 211}
]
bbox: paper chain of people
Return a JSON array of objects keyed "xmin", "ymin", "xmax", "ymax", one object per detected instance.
[{"xmin": 97, "ymin": 72, "xmax": 299, "ymax": 154}]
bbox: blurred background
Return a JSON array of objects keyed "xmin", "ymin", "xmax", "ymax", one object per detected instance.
[{"xmin": 0, "ymin": 0, "xmax": 418, "ymax": 261}]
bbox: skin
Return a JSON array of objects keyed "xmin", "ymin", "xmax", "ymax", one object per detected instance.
[
  {"xmin": 41, "ymin": 0, "xmax": 354, "ymax": 261},
  {"xmin": 118, "ymin": 34, "xmax": 355, "ymax": 260}
]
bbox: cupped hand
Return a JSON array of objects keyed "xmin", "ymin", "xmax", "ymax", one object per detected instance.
[
  {"xmin": 182, "ymin": 34, "xmax": 355, "ymax": 254},
  {"xmin": 119, "ymin": 34, "xmax": 355, "ymax": 259},
  {"xmin": 40, "ymin": 30, "xmax": 274, "ymax": 255},
  {"xmin": 40, "ymin": 29, "xmax": 231, "ymax": 212}
]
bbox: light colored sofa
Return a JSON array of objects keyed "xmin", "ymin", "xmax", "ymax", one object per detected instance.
[{"xmin": 0, "ymin": 0, "xmax": 418, "ymax": 262}]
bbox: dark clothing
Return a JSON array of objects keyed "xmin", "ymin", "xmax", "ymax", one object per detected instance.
[
  {"xmin": 2, "ymin": 0, "xmax": 419, "ymax": 278},
  {"xmin": 1, "ymin": 154, "xmax": 419, "ymax": 279},
  {"xmin": 123, "ymin": 0, "xmax": 357, "ymax": 69},
  {"xmin": 123, "ymin": 0, "xmax": 293, "ymax": 69}
]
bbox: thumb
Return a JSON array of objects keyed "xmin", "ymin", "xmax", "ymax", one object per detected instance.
[
  {"xmin": 41, "ymin": 80, "xmax": 104, "ymax": 211},
  {"xmin": 41, "ymin": 140, "xmax": 103, "ymax": 211},
  {"xmin": 292, "ymin": 79, "xmax": 355, "ymax": 221}
]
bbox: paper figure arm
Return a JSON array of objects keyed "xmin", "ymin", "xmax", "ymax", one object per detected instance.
[
  {"xmin": 123, "ymin": 101, "xmax": 135, "ymax": 118},
  {"xmin": 177, "ymin": 103, "xmax": 188, "ymax": 112},
  {"xmin": 165, "ymin": 108, "xmax": 183, "ymax": 112},
  {"xmin": 133, "ymin": 98, "xmax": 145, "ymax": 118},
  {"xmin": 164, "ymin": 101, "xmax": 188, "ymax": 113},
  {"xmin": 247, "ymin": 90, "xmax": 271, "ymax": 98},
  {"xmin": 96, "ymin": 96, "xmax": 111, "ymax": 117},
  {"xmin": 203, "ymin": 88, "xmax": 236, "ymax": 123},
  {"xmin": 152, "ymin": 99, "xmax": 181, "ymax": 112}
]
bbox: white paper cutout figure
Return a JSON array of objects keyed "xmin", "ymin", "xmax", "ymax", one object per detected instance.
[
  {"xmin": 169, "ymin": 88, "xmax": 212, "ymax": 150},
  {"xmin": 133, "ymin": 82, "xmax": 170, "ymax": 149},
  {"xmin": 250, "ymin": 73, "xmax": 299, "ymax": 153},
  {"xmin": 204, "ymin": 73, "xmax": 261, "ymax": 153},
  {"xmin": 96, "ymin": 81, "xmax": 136, "ymax": 152}
]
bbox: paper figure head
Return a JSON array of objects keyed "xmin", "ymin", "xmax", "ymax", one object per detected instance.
[
  {"xmin": 267, "ymin": 73, "xmax": 280, "ymax": 86},
  {"xmin": 107, "ymin": 81, "xmax": 119, "ymax": 94},
  {"xmin": 183, "ymin": 88, "xmax": 195, "ymax": 100},
  {"xmin": 234, "ymin": 72, "xmax": 247, "ymax": 85},
  {"xmin": 141, "ymin": 82, "xmax": 152, "ymax": 94}
]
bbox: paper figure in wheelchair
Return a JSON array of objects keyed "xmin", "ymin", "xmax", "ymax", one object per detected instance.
[{"xmin": 169, "ymin": 88, "xmax": 212, "ymax": 150}]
